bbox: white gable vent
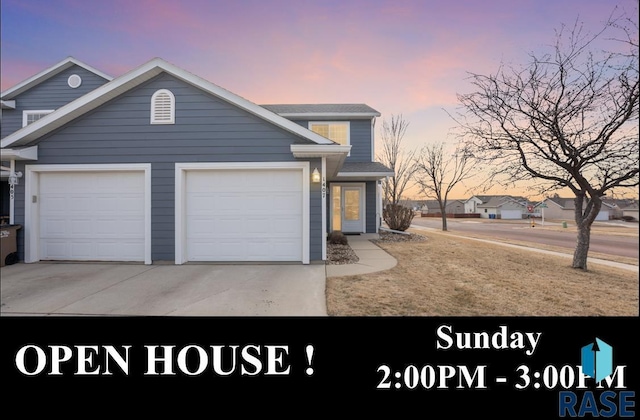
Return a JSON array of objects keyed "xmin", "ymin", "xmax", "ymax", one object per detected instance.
[
  {"xmin": 68, "ymin": 74, "xmax": 82, "ymax": 88},
  {"xmin": 151, "ymin": 89, "xmax": 175, "ymax": 124}
]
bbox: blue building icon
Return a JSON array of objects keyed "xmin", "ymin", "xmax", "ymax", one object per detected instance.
[{"xmin": 581, "ymin": 338, "xmax": 613, "ymax": 383}]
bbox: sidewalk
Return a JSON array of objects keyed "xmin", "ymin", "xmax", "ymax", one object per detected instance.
[{"xmin": 325, "ymin": 234, "xmax": 397, "ymax": 277}]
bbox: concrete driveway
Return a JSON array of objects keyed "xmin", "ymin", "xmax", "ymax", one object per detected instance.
[{"xmin": 0, "ymin": 262, "xmax": 327, "ymax": 316}]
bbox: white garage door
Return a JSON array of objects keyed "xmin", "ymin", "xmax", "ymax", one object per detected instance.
[
  {"xmin": 500, "ymin": 210, "xmax": 522, "ymax": 220},
  {"xmin": 185, "ymin": 169, "xmax": 303, "ymax": 262},
  {"xmin": 39, "ymin": 171, "xmax": 146, "ymax": 262}
]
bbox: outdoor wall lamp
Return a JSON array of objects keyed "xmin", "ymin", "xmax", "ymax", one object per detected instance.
[
  {"xmin": 8, "ymin": 171, "xmax": 22, "ymax": 186},
  {"xmin": 311, "ymin": 168, "xmax": 321, "ymax": 183}
]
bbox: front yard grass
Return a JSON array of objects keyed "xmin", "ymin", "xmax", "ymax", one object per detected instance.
[{"xmin": 325, "ymin": 231, "xmax": 639, "ymax": 316}]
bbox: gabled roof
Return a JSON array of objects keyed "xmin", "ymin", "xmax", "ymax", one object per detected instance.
[
  {"xmin": 471, "ymin": 195, "xmax": 528, "ymax": 207},
  {"xmin": 1, "ymin": 56, "xmax": 113, "ymax": 100},
  {"xmin": 1, "ymin": 58, "xmax": 336, "ymax": 149},
  {"xmin": 261, "ymin": 103, "xmax": 381, "ymax": 118}
]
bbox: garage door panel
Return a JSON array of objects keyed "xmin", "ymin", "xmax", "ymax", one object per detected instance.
[
  {"xmin": 185, "ymin": 168, "xmax": 304, "ymax": 262},
  {"xmin": 38, "ymin": 171, "xmax": 145, "ymax": 262}
]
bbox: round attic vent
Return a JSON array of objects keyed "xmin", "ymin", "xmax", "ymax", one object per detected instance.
[{"xmin": 68, "ymin": 74, "xmax": 82, "ymax": 88}]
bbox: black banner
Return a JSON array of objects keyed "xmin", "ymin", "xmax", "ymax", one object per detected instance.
[{"xmin": 2, "ymin": 316, "xmax": 637, "ymax": 417}]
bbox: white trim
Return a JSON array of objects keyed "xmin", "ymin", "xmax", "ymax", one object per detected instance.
[
  {"xmin": 9, "ymin": 160, "xmax": 16, "ymax": 224},
  {"xmin": 276, "ymin": 112, "xmax": 380, "ymax": 118},
  {"xmin": 321, "ymin": 157, "xmax": 327, "ymax": 261},
  {"xmin": 336, "ymin": 171, "xmax": 394, "ymax": 178},
  {"xmin": 0, "ymin": 145, "xmax": 38, "ymax": 161},
  {"xmin": 308, "ymin": 121, "xmax": 351, "ymax": 156},
  {"xmin": 150, "ymin": 89, "xmax": 175, "ymax": 124},
  {"xmin": 290, "ymin": 144, "xmax": 351, "ymax": 157},
  {"xmin": 22, "ymin": 110, "xmax": 54, "ymax": 127},
  {"xmin": 371, "ymin": 117, "xmax": 376, "ymax": 162},
  {"xmin": 174, "ymin": 162, "xmax": 310, "ymax": 265},
  {"xmin": 2, "ymin": 58, "xmax": 335, "ymax": 148},
  {"xmin": 330, "ymin": 182, "xmax": 366, "ymax": 233},
  {"xmin": 1, "ymin": 100, "xmax": 16, "ymax": 109},
  {"xmin": 24, "ymin": 164, "xmax": 152, "ymax": 265},
  {"xmin": 1, "ymin": 56, "xmax": 113, "ymax": 99}
]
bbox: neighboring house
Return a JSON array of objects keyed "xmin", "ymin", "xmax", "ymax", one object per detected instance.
[
  {"xmin": 466, "ymin": 195, "xmax": 528, "ymax": 219},
  {"xmin": 620, "ymin": 199, "xmax": 639, "ymax": 221},
  {"xmin": 0, "ymin": 57, "xmax": 393, "ymax": 265},
  {"xmin": 542, "ymin": 197, "xmax": 612, "ymax": 221},
  {"xmin": 421, "ymin": 199, "xmax": 465, "ymax": 215}
]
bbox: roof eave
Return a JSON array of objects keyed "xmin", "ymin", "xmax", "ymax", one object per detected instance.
[
  {"xmin": 1, "ymin": 56, "xmax": 113, "ymax": 100},
  {"xmin": 1, "ymin": 58, "xmax": 337, "ymax": 149}
]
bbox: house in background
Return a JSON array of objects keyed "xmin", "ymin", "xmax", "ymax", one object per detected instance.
[
  {"xmin": 1, "ymin": 57, "xmax": 393, "ymax": 265},
  {"xmin": 542, "ymin": 196, "xmax": 613, "ymax": 221},
  {"xmin": 619, "ymin": 199, "xmax": 639, "ymax": 221},
  {"xmin": 465, "ymin": 195, "xmax": 528, "ymax": 219},
  {"xmin": 420, "ymin": 199, "xmax": 466, "ymax": 215}
]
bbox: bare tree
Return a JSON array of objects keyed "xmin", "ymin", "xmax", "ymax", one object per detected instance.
[
  {"xmin": 377, "ymin": 114, "xmax": 419, "ymax": 231},
  {"xmin": 454, "ymin": 10, "xmax": 639, "ymax": 270},
  {"xmin": 377, "ymin": 114, "xmax": 418, "ymax": 206},
  {"xmin": 414, "ymin": 142, "xmax": 476, "ymax": 231}
]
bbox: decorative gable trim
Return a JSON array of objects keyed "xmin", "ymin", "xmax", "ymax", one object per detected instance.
[
  {"xmin": 1, "ymin": 58, "xmax": 336, "ymax": 149},
  {"xmin": 1, "ymin": 56, "xmax": 113, "ymax": 100}
]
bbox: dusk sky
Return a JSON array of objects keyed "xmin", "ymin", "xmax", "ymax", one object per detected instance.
[{"xmin": 1, "ymin": 0, "xmax": 637, "ymax": 199}]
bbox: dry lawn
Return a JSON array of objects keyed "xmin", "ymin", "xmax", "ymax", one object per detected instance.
[{"xmin": 325, "ymin": 231, "xmax": 639, "ymax": 316}]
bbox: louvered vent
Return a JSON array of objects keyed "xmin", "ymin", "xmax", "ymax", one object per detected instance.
[{"xmin": 151, "ymin": 89, "xmax": 175, "ymax": 124}]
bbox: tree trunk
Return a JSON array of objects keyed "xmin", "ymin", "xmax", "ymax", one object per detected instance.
[
  {"xmin": 439, "ymin": 202, "xmax": 448, "ymax": 231},
  {"xmin": 572, "ymin": 193, "xmax": 602, "ymax": 270},
  {"xmin": 572, "ymin": 223, "xmax": 592, "ymax": 270}
]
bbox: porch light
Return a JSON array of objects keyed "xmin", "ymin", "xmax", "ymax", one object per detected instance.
[
  {"xmin": 8, "ymin": 171, "xmax": 22, "ymax": 186},
  {"xmin": 311, "ymin": 168, "xmax": 321, "ymax": 183}
]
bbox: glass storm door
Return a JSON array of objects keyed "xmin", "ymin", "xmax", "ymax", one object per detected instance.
[{"xmin": 332, "ymin": 185, "xmax": 363, "ymax": 233}]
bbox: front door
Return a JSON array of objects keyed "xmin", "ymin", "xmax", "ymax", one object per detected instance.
[{"xmin": 331, "ymin": 184, "xmax": 364, "ymax": 233}]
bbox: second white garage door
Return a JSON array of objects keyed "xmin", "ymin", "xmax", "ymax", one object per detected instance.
[{"xmin": 185, "ymin": 168, "xmax": 304, "ymax": 262}]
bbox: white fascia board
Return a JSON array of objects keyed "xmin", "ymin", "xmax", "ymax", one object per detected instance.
[
  {"xmin": 290, "ymin": 144, "xmax": 351, "ymax": 157},
  {"xmin": 277, "ymin": 112, "xmax": 381, "ymax": 119},
  {"xmin": 0, "ymin": 145, "xmax": 38, "ymax": 160},
  {"xmin": 1, "ymin": 56, "xmax": 113, "ymax": 99},
  {"xmin": 336, "ymin": 171, "xmax": 394, "ymax": 178},
  {"xmin": 2, "ymin": 57, "xmax": 334, "ymax": 148},
  {"xmin": 1, "ymin": 100, "xmax": 16, "ymax": 109}
]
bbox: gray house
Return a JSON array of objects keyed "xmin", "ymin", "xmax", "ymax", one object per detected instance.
[{"xmin": 0, "ymin": 57, "xmax": 393, "ymax": 265}]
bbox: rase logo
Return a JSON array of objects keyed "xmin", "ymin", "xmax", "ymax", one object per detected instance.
[{"xmin": 559, "ymin": 338, "xmax": 635, "ymax": 418}]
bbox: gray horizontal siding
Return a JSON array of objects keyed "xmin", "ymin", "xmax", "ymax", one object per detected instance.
[
  {"xmin": 1, "ymin": 64, "xmax": 109, "ymax": 139},
  {"xmin": 12, "ymin": 72, "xmax": 322, "ymax": 262},
  {"xmin": 290, "ymin": 118, "xmax": 373, "ymax": 162}
]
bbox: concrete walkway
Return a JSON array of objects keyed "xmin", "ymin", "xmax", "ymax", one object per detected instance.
[{"xmin": 325, "ymin": 234, "xmax": 397, "ymax": 277}]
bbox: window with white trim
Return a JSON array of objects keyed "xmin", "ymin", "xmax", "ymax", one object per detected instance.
[
  {"xmin": 22, "ymin": 110, "xmax": 54, "ymax": 127},
  {"xmin": 309, "ymin": 121, "xmax": 350, "ymax": 147},
  {"xmin": 151, "ymin": 89, "xmax": 175, "ymax": 124}
]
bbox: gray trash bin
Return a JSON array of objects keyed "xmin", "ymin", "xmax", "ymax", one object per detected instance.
[{"xmin": 1, "ymin": 224, "xmax": 22, "ymax": 267}]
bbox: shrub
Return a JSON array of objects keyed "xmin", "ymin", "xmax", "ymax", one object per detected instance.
[
  {"xmin": 383, "ymin": 204, "xmax": 414, "ymax": 231},
  {"xmin": 328, "ymin": 230, "xmax": 348, "ymax": 245}
]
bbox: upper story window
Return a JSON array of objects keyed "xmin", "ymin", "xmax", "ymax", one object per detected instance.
[
  {"xmin": 22, "ymin": 110, "xmax": 54, "ymax": 127},
  {"xmin": 309, "ymin": 121, "xmax": 350, "ymax": 152},
  {"xmin": 151, "ymin": 89, "xmax": 175, "ymax": 124}
]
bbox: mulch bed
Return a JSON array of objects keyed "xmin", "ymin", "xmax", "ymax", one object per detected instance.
[{"xmin": 326, "ymin": 230, "xmax": 427, "ymax": 264}]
